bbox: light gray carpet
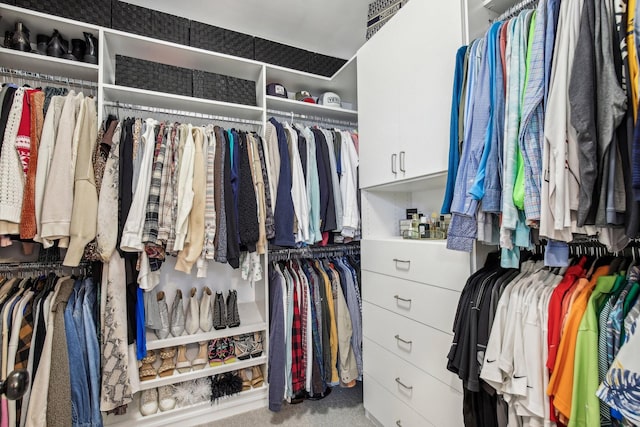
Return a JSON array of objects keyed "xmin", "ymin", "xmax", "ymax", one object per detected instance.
[{"xmin": 204, "ymin": 382, "xmax": 374, "ymax": 426}]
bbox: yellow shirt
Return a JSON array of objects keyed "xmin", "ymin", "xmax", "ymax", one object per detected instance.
[{"xmin": 628, "ymin": 0, "xmax": 638, "ymax": 121}]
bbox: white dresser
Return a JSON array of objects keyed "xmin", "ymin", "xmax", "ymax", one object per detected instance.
[{"xmin": 354, "ymin": 0, "xmax": 509, "ymax": 424}]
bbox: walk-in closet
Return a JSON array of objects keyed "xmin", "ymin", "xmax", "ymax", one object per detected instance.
[{"xmin": 1, "ymin": 0, "xmax": 639, "ymax": 426}]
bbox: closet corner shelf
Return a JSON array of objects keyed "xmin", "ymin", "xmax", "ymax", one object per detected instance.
[
  {"xmin": 104, "ymin": 385, "xmax": 267, "ymax": 426},
  {"xmin": 361, "ymin": 171, "xmax": 448, "ymax": 193},
  {"xmin": 482, "ymin": 0, "xmax": 517, "ymax": 13},
  {"xmin": 145, "ymin": 301, "xmax": 266, "ymax": 350},
  {"xmin": 102, "ymin": 29, "xmax": 263, "ymax": 82},
  {"xmin": 266, "ymin": 95, "xmax": 358, "ymax": 121},
  {"xmin": 102, "ymin": 84, "xmax": 264, "ymax": 121},
  {"xmin": 139, "ymin": 355, "xmax": 267, "ymax": 391},
  {"xmin": 0, "ymin": 46, "xmax": 99, "ymax": 81}
]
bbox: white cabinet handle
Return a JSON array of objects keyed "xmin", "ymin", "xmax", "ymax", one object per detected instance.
[
  {"xmin": 391, "ymin": 153, "xmax": 398, "ymax": 174},
  {"xmin": 395, "ymin": 334, "xmax": 413, "ymax": 345},
  {"xmin": 395, "ymin": 377, "xmax": 413, "ymax": 390},
  {"xmin": 399, "ymin": 151, "xmax": 406, "ymax": 172},
  {"xmin": 394, "ymin": 294, "xmax": 412, "ymax": 304}
]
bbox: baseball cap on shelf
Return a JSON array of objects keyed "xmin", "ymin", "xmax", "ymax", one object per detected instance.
[
  {"xmin": 318, "ymin": 92, "xmax": 341, "ymax": 107},
  {"xmin": 266, "ymin": 83, "xmax": 288, "ymax": 98},
  {"xmin": 295, "ymin": 91, "xmax": 315, "ymax": 103}
]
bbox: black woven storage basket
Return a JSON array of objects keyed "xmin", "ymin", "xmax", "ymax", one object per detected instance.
[
  {"xmin": 226, "ymin": 76, "xmax": 256, "ymax": 106},
  {"xmin": 15, "ymin": 0, "xmax": 111, "ymax": 28},
  {"xmin": 111, "ymin": 2, "xmax": 152, "ymax": 38},
  {"xmin": 116, "ymin": 55, "xmax": 193, "ymax": 97},
  {"xmin": 189, "ymin": 21, "xmax": 225, "ymax": 52},
  {"xmin": 309, "ymin": 53, "xmax": 347, "ymax": 77},
  {"xmin": 254, "ymin": 38, "xmax": 312, "ymax": 73},
  {"xmin": 193, "ymin": 70, "xmax": 256, "ymax": 106},
  {"xmin": 151, "ymin": 10, "xmax": 189, "ymax": 45},
  {"xmin": 193, "ymin": 70, "xmax": 227, "ymax": 102},
  {"xmin": 223, "ymin": 29, "xmax": 254, "ymax": 59}
]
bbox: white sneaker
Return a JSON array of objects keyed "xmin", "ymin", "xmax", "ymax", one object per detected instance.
[
  {"xmin": 158, "ymin": 385, "xmax": 176, "ymax": 412},
  {"xmin": 140, "ymin": 388, "xmax": 158, "ymax": 416}
]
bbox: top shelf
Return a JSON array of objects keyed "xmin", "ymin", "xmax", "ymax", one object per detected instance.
[{"xmin": 0, "ymin": 4, "xmax": 100, "ymax": 38}]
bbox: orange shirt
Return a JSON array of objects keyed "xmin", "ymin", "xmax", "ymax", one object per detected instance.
[{"xmin": 547, "ymin": 266, "xmax": 609, "ymax": 420}]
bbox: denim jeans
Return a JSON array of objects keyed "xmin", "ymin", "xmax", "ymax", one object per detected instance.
[
  {"xmin": 64, "ymin": 279, "xmax": 91, "ymax": 426},
  {"xmin": 82, "ymin": 278, "xmax": 103, "ymax": 427}
]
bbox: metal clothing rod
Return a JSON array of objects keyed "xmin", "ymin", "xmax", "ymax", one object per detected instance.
[
  {"xmin": 103, "ymin": 101, "xmax": 263, "ymax": 126},
  {"xmin": 0, "ymin": 66, "xmax": 98, "ymax": 88},
  {"xmin": 267, "ymin": 108, "xmax": 358, "ymax": 128},
  {"xmin": 495, "ymin": 0, "xmax": 539, "ymax": 22},
  {"xmin": 0, "ymin": 260, "xmax": 91, "ymax": 272},
  {"xmin": 269, "ymin": 243, "xmax": 360, "ymax": 261}
]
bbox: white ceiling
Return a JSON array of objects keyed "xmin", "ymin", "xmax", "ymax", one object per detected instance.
[{"xmin": 121, "ymin": 0, "xmax": 371, "ymax": 59}]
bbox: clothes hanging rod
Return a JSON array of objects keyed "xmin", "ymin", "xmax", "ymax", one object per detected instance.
[
  {"xmin": 494, "ymin": 0, "xmax": 539, "ymax": 22},
  {"xmin": 267, "ymin": 108, "xmax": 358, "ymax": 128},
  {"xmin": 103, "ymin": 101, "xmax": 264, "ymax": 126},
  {"xmin": 269, "ymin": 243, "xmax": 360, "ymax": 261},
  {"xmin": 0, "ymin": 260, "xmax": 91, "ymax": 272},
  {"xmin": 0, "ymin": 66, "xmax": 98, "ymax": 88}
]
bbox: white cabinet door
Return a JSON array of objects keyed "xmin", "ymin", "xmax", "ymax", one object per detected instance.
[{"xmin": 357, "ymin": 0, "xmax": 463, "ymax": 188}]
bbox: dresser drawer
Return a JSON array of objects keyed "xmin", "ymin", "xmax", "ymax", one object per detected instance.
[
  {"xmin": 364, "ymin": 374, "xmax": 433, "ymax": 427},
  {"xmin": 361, "ymin": 239, "xmax": 470, "ymax": 291},
  {"xmin": 363, "ymin": 302, "xmax": 461, "ymax": 392},
  {"xmin": 362, "ymin": 270, "xmax": 460, "ymax": 332},
  {"xmin": 364, "ymin": 337, "xmax": 463, "ymax": 426}
]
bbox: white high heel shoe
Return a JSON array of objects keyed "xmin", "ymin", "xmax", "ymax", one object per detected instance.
[
  {"xmin": 200, "ymin": 287, "xmax": 213, "ymax": 332},
  {"xmin": 185, "ymin": 287, "xmax": 200, "ymax": 335}
]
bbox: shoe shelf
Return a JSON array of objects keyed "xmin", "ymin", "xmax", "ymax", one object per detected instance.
[
  {"xmin": 0, "ymin": 46, "xmax": 99, "ymax": 81},
  {"xmin": 104, "ymin": 384, "xmax": 267, "ymax": 427},
  {"xmin": 139, "ymin": 355, "xmax": 267, "ymax": 391},
  {"xmin": 0, "ymin": 4, "xmax": 100, "ymax": 44},
  {"xmin": 145, "ymin": 301, "xmax": 267, "ymax": 350},
  {"xmin": 102, "ymin": 84, "xmax": 264, "ymax": 121}
]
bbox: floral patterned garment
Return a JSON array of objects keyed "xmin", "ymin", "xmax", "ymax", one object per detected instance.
[{"xmin": 597, "ymin": 314, "xmax": 640, "ymax": 425}]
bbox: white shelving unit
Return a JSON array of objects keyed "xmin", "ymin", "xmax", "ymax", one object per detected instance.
[
  {"xmin": 0, "ymin": 3, "xmax": 358, "ymax": 426},
  {"xmin": 265, "ymin": 95, "xmax": 357, "ymax": 121}
]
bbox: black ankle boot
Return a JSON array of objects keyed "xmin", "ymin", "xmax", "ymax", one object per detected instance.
[{"xmin": 83, "ymin": 32, "xmax": 98, "ymax": 64}]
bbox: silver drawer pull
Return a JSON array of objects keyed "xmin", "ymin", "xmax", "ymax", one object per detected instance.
[
  {"xmin": 394, "ymin": 295, "xmax": 412, "ymax": 304},
  {"xmin": 395, "ymin": 377, "xmax": 413, "ymax": 390},
  {"xmin": 395, "ymin": 334, "xmax": 413, "ymax": 345},
  {"xmin": 396, "ymin": 421, "xmax": 402, "ymax": 427}
]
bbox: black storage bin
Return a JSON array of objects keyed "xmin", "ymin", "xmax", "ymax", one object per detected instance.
[
  {"xmin": 189, "ymin": 21, "xmax": 225, "ymax": 52},
  {"xmin": 309, "ymin": 53, "xmax": 348, "ymax": 77},
  {"xmin": 193, "ymin": 70, "xmax": 256, "ymax": 106},
  {"xmin": 15, "ymin": 0, "xmax": 111, "ymax": 28},
  {"xmin": 111, "ymin": 2, "xmax": 152, "ymax": 38},
  {"xmin": 193, "ymin": 70, "xmax": 227, "ymax": 102},
  {"xmin": 151, "ymin": 10, "xmax": 189, "ymax": 45},
  {"xmin": 254, "ymin": 38, "xmax": 312, "ymax": 73},
  {"xmin": 223, "ymin": 29, "xmax": 254, "ymax": 59},
  {"xmin": 116, "ymin": 55, "xmax": 192, "ymax": 97},
  {"xmin": 226, "ymin": 76, "xmax": 256, "ymax": 106},
  {"xmin": 190, "ymin": 22, "xmax": 254, "ymax": 59}
]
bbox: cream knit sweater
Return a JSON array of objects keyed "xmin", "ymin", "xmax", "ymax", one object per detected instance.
[
  {"xmin": 173, "ymin": 124, "xmax": 195, "ymax": 252},
  {"xmin": 64, "ymin": 97, "xmax": 98, "ymax": 266},
  {"xmin": 0, "ymin": 88, "xmax": 25, "ymax": 225}
]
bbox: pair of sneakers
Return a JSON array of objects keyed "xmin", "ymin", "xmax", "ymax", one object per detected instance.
[
  {"xmin": 208, "ymin": 337, "xmax": 237, "ymax": 366},
  {"xmin": 140, "ymin": 385, "xmax": 175, "ymax": 416},
  {"xmin": 213, "ymin": 290, "xmax": 240, "ymax": 330}
]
